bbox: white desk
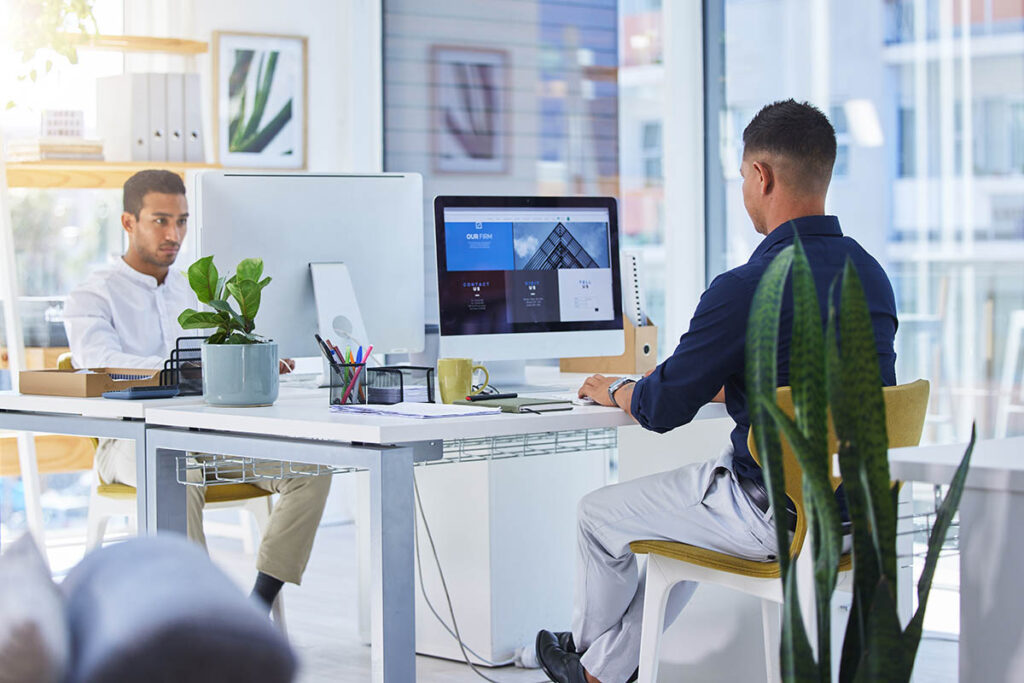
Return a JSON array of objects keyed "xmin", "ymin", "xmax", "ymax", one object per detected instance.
[
  {"xmin": 143, "ymin": 394, "xmax": 640, "ymax": 682},
  {"xmin": 889, "ymin": 436, "xmax": 1024, "ymax": 683},
  {"xmin": 0, "ymin": 388, "xmax": 316, "ymax": 531},
  {"xmin": 0, "ymin": 392, "xmax": 194, "ymax": 528}
]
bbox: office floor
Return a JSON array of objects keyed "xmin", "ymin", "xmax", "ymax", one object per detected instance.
[{"xmin": 208, "ymin": 522, "xmax": 959, "ymax": 683}]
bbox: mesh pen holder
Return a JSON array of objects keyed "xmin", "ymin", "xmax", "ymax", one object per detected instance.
[
  {"xmin": 328, "ymin": 362, "xmax": 368, "ymax": 406},
  {"xmin": 365, "ymin": 366, "xmax": 435, "ymax": 404}
]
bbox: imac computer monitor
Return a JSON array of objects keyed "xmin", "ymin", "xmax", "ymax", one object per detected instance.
[
  {"xmin": 195, "ymin": 172, "xmax": 425, "ymax": 358},
  {"xmin": 434, "ymin": 196, "xmax": 624, "ymax": 363}
]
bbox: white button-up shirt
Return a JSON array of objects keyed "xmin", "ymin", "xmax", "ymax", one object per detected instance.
[{"xmin": 63, "ymin": 258, "xmax": 197, "ymax": 369}]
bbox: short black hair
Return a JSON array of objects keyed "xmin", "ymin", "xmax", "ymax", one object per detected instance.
[
  {"xmin": 742, "ymin": 99, "xmax": 837, "ymax": 194},
  {"xmin": 123, "ymin": 170, "xmax": 186, "ymax": 217}
]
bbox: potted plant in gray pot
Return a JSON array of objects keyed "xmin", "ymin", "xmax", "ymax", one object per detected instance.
[{"xmin": 178, "ymin": 256, "xmax": 278, "ymax": 406}]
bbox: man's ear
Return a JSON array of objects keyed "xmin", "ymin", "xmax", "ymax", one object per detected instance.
[
  {"xmin": 121, "ymin": 212, "xmax": 135, "ymax": 236},
  {"xmin": 752, "ymin": 160, "xmax": 774, "ymax": 196}
]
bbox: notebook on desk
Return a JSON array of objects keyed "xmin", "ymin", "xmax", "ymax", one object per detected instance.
[{"xmin": 453, "ymin": 396, "xmax": 574, "ymax": 414}]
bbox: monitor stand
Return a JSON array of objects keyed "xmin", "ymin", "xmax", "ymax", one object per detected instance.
[{"xmin": 482, "ymin": 360, "xmax": 571, "ymax": 394}]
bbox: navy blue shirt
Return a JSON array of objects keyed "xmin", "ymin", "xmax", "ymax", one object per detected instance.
[{"xmin": 631, "ymin": 215, "xmax": 898, "ymax": 485}]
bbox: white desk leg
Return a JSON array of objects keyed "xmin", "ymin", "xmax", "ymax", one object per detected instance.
[
  {"xmin": 134, "ymin": 425, "xmax": 149, "ymax": 533},
  {"xmin": 145, "ymin": 441, "xmax": 187, "ymax": 536},
  {"xmin": 959, "ymin": 486, "xmax": 1024, "ymax": 683},
  {"xmin": 368, "ymin": 446, "xmax": 416, "ymax": 683},
  {"xmin": 15, "ymin": 431, "xmax": 45, "ymax": 543}
]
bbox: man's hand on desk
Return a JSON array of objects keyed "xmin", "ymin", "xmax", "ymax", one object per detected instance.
[
  {"xmin": 578, "ymin": 374, "xmax": 638, "ymax": 417},
  {"xmin": 279, "ymin": 358, "xmax": 296, "ymax": 374}
]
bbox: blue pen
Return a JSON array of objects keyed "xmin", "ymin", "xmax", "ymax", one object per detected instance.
[{"xmin": 356, "ymin": 346, "xmax": 363, "ymax": 364}]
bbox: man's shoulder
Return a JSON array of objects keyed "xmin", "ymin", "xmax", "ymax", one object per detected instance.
[{"xmin": 67, "ymin": 262, "xmax": 121, "ymax": 298}]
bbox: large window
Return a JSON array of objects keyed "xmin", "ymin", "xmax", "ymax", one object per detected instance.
[{"xmin": 706, "ymin": 0, "xmax": 1024, "ymax": 445}]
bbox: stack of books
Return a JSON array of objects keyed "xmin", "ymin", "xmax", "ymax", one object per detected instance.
[{"xmin": 5, "ymin": 137, "xmax": 105, "ymax": 162}]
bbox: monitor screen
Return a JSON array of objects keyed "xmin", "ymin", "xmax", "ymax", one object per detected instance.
[{"xmin": 434, "ymin": 197, "xmax": 623, "ymax": 341}]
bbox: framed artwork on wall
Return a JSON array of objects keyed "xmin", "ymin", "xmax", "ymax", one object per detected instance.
[
  {"xmin": 431, "ymin": 45, "xmax": 509, "ymax": 174},
  {"xmin": 213, "ymin": 31, "xmax": 308, "ymax": 169}
]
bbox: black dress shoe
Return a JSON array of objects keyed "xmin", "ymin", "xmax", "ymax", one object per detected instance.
[
  {"xmin": 554, "ymin": 631, "xmax": 576, "ymax": 654},
  {"xmin": 536, "ymin": 629, "xmax": 587, "ymax": 683}
]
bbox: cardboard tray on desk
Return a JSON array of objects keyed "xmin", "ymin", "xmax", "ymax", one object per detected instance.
[{"xmin": 18, "ymin": 367, "xmax": 162, "ymax": 397}]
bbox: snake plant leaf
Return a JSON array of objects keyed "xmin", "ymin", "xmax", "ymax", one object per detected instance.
[
  {"xmin": 838, "ymin": 259, "xmax": 896, "ymax": 583},
  {"xmin": 177, "ymin": 309, "xmax": 223, "ymax": 329},
  {"xmin": 903, "ymin": 425, "xmax": 976, "ymax": 654},
  {"xmin": 226, "ymin": 278, "xmax": 262, "ymax": 326},
  {"xmin": 780, "ymin": 568, "xmax": 821, "ymax": 683},
  {"xmin": 851, "ymin": 576, "xmax": 909, "ymax": 683},
  {"xmin": 828, "ymin": 277, "xmax": 871, "ymax": 683},
  {"xmin": 236, "ymin": 257, "xmax": 264, "ymax": 283},
  {"xmin": 789, "ymin": 235, "xmax": 841, "ymax": 677},
  {"xmin": 187, "ymin": 255, "xmax": 218, "ymax": 304},
  {"xmin": 746, "ymin": 245, "xmax": 795, "ymax": 570}
]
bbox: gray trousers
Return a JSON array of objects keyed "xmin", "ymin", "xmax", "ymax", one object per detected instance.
[
  {"xmin": 94, "ymin": 437, "xmax": 331, "ymax": 585},
  {"xmin": 573, "ymin": 447, "xmax": 779, "ymax": 683}
]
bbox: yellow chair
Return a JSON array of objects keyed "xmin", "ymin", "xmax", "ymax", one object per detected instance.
[
  {"xmin": 629, "ymin": 380, "xmax": 929, "ymax": 683},
  {"xmin": 58, "ymin": 353, "xmax": 288, "ymax": 628}
]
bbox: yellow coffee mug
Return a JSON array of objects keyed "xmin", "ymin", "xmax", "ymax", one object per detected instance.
[{"xmin": 437, "ymin": 358, "xmax": 489, "ymax": 404}]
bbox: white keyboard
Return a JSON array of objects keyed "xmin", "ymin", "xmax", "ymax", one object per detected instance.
[{"xmin": 526, "ymin": 391, "xmax": 597, "ymax": 406}]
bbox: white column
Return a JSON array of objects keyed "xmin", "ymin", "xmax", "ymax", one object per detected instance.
[
  {"xmin": 809, "ymin": 0, "xmax": 831, "ymax": 114},
  {"xmin": 0, "ymin": 132, "xmax": 45, "ymax": 542},
  {"xmin": 347, "ymin": 0, "xmax": 384, "ymax": 172},
  {"xmin": 661, "ymin": 0, "xmax": 705, "ymax": 343}
]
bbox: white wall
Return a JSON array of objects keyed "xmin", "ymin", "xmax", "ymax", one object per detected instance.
[{"xmin": 124, "ymin": 0, "xmax": 381, "ymax": 172}]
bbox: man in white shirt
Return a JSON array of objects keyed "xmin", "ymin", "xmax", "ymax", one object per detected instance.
[{"xmin": 64, "ymin": 170, "xmax": 331, "ymax": 611}]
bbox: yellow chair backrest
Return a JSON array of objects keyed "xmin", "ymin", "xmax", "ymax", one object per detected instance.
[{"xmin": 747, "ymin": 379, "xmax": 930, "ymax": 560}]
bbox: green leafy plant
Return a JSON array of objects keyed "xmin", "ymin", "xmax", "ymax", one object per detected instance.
[
  {"xmin": 4, "ymin": 0, "xmax": 98, "ymax": 110},
  {"xmin": 178, "ymin": 256, "xmax": 272, "ymax": 345},
  {"xmin": 227, "ymin": 49, "xmax": 293, "ymax": 153},
  {"xmin": 745, "ymin": 230, "xmax": 975, "ymax": 682}
]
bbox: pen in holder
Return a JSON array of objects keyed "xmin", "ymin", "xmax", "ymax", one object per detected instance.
[{"xmin": 328, "ymin": 362, "xmax": 368, "ymax": 406}]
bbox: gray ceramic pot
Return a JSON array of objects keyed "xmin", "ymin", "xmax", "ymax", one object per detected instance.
[{"xmin": 201, "ymin": 342, "xmax": 279, "ymax": 406}]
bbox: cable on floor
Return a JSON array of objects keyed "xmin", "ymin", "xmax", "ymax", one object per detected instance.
[{"xmin": 413, "ymin": 474, "xmax": 549, "ymax": 683}]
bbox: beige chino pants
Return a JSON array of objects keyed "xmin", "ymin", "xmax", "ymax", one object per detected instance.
[{"xmin": 94, "ymin": 437, "xmax": 331, "ymax": 585}]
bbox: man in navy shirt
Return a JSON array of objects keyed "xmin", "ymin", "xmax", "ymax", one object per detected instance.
[{"xmin": 536, "ymin": 100, "xmax": 898, "ymax": 683}]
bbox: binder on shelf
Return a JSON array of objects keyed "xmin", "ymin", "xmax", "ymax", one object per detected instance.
[
  {"xmin": 147, "ymin": 73, "xmax": 167, "ymax": 161},
  {"xmin": 166, "ymin": 73, "xmax": 185, "ymax": 162},
  {"xmin": 559, "ymin": 317, "xmax": 658, "ymax": 375},
  {"xmin": 183, "ymin": 73, "xmax": 205, "ymax": 162},
  {"xmin": 96, "ymin": 73, "xmax": 150, "ymax": 161}
]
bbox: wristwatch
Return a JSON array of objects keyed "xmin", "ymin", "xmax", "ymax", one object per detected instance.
[{"xmin": 607, "ymin": 377, "xmax": 636, "ymax": 407}]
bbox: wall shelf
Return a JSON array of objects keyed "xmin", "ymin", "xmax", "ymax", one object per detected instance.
[
  {"xmin": 6, "ymin": 162, "xmax": 221, "ymax": 189},
  {"xmin": 60, "ymin": 33, "xmax": 209, "ymax": 55}
]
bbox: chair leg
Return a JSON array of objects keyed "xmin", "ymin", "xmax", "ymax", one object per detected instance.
[
  {"xmin": 85, "ymin": 485, "xmax": 108, "ymax": 552},
  {"xmin": 636, "ymin": 555, "xmax": 675, "ymax": 683},
  {"xmin": 271, "ymin": 592, "xmax": 288, "ymax": 635},
  {"xmin": 761, "ymin": 599, "xmax": 782, "ymax": 683}
]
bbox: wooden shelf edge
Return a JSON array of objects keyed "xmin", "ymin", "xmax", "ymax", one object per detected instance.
[
  {"xmin": 6, "ymin": 162, "xmax": 222, "ymax": 189},
  {"xmin": 60, "ymin": 33, "xmax": 209, "ymax": 55}
]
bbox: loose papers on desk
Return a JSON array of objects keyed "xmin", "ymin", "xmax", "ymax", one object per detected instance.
[{"xmin": 329, "ymin": 402, "xmax": 501, "ymax": 419}]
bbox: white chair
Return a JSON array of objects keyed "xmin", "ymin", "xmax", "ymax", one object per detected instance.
[{"xmin": 630, "ymin": 381, "xmax": 930, "ymax": 682}]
